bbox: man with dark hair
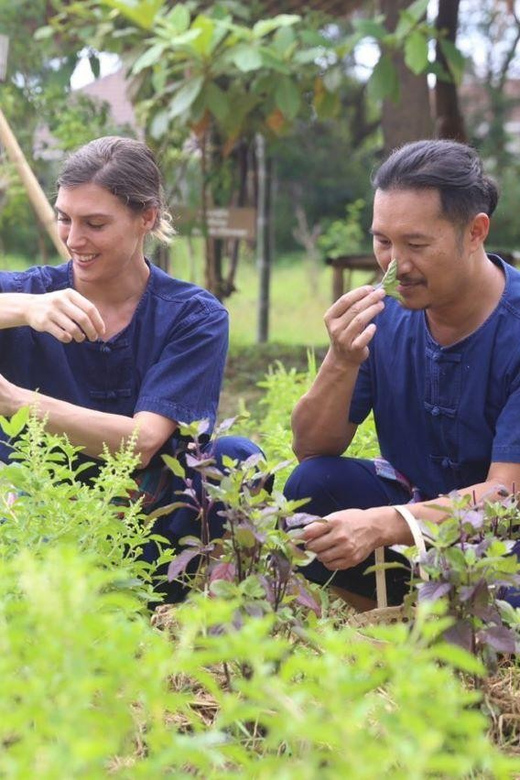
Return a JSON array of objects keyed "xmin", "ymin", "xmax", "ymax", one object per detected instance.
[{"xmin": 284, "ymin": 139, "xmax": 520, "ymax": 609}]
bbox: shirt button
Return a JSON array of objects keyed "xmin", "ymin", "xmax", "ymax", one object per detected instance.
[
  {"xmin": 101, "ymin": 344, "xmax": 111, "ymax": 353},
  {"xmin": 431, "ymin": 406, "xmax": 440, "ymax": 416},
  {"xmin": 107, "ymin": 391, "xmax": 117, "ymax": 399},
  {"xmin": 442, "ymin": 457, "xmax": 450, "ymax": 468}
]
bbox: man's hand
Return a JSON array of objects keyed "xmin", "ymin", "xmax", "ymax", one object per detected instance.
[
  {"xmin": 324, "ymin": 285, "xmax": 385, "ymax": 366},
  {"xmin": 25, "ymin": 290, "xmax": 105, "ymax": 343},
  {"xmin": 302, "ymin": 508, "xmax": 382, "ymax": 570}
]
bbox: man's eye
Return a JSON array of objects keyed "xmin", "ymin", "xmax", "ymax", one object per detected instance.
[
  {"xmin": 56, "ymin": 216, "xmax": 70, "ymax": 223},
  {"xmin": 88, "ymin": 223, "xmax": 105, "ymax": 229}
]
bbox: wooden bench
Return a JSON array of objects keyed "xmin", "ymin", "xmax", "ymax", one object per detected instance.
[
  {"xmin": 326, "ymin": 250, "xmax": 519, "ymax": 302},
  {"xmin": 325, "ymin": 254, "xmax": 382, "ymax": 301}
]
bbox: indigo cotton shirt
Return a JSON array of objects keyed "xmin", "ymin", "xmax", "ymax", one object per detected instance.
[
  {"xmin": 0, "ymin": 261, "xmax": 229, "ymax": 464},
  {"xmin": 349, "ymin": 255, "xmax": 520, "ymax": 500}
]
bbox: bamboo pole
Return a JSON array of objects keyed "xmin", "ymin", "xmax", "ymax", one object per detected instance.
[{"xmin": 0, "ymin": 108, "xmax": 69, "ymax": 260}]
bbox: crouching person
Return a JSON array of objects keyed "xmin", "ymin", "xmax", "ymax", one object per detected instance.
[
  {"xmin": 0, "ymin": 135, "xmax": 262, "ymax": 603},
  {"xmin": 284, "ymin": 139, "xmax": 520, "ymax": 610}
]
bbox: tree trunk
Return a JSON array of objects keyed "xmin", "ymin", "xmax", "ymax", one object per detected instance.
[
  {"xmin": 379, "ymin": 0, "xmax": 433, "ymax": 157},
  {"xmin": 434, "ymin": 0, "xmax": 467, "ymax": 141}
]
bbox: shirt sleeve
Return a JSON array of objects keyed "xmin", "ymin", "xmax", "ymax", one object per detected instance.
[
  {"xmin": 348, "ymin": 359, "xmax": 373, "ymax": 425},
  {"xmin": 492, "ymin": 372, "xmax": 520, "ymax": 463},
  {"xmin": 134, "ymin": 300, "xmax": 229, "ymax": 431}
]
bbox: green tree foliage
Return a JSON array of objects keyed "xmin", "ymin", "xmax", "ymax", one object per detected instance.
[
  {"xmin": 0, "ymin": 0, "xmax": 134, "ymax": 258},
  {"xmin": 40, "ymin": 0, "xmax": 445, "ymax": 295}
]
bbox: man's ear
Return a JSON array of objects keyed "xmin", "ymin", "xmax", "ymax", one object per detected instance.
[{"xmin": 468, "ymin": 212, "xmax": 490, "ymax": 249}]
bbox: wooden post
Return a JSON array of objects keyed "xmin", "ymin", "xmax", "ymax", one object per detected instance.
[
  {"xmin": 256, "ymin": 133, "xmax": 272, "ymax": 344},
  {"xmin": 0, "ymin": 109, "xmax": 69, "ymax": 260}
]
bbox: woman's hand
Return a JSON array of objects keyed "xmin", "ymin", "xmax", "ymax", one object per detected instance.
[
  {"xmin": 0, "ymin": 373, "xmax": 23, "ymax": 416},
  {"xmin": 324, "ymin": 285, "xmax": 385, "ymax": 366},
  {"xmin": 25, "ymin": 290, "xmax": 105, "ymax": 343}
]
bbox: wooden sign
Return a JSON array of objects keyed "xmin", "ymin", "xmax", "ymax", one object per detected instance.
[{"xmin": 174, "ymin": 206, "xmax": 257, "ymax": 240}]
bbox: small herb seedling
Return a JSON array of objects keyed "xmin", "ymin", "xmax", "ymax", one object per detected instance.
[{"xmin": 377, "ymin": 258, "xmax": 404, "ymax": 303}]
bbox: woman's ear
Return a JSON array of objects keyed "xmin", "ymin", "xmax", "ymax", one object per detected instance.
[{"xmin": 141, "ymin": 207, "xmax": 158, "ymax": 233}]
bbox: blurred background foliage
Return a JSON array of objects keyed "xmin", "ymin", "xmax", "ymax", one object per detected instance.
[{"xmin": 1, "ymin": 0, "xmax": 520, "ymax": 289}]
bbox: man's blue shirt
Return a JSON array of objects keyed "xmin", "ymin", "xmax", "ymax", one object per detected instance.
[
  {"xmin": 349, "ymin": 256, "xmax": 520, "ymax": 499},
  {"xmin": 0, "ymin": 261, "xmax": 229, "ymax": 463}
]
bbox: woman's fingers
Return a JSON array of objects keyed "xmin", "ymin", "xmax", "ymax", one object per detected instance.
[{"xmin": 28, "ymin": 290, "xmax": 106, "ymax": 342}]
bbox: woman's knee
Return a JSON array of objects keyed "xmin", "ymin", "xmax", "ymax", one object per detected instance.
[{"xmin": 209, "ymin": 435, "xmax": 264, "ymax": 467}]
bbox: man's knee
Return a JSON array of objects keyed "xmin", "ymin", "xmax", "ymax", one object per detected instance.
[{"xmin": 284, "ymin": 456, "xmax": 345, "ymax": 502}]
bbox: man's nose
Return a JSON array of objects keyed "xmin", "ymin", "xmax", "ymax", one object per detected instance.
[{"xmin": 394, "ymin": 255, "xmax": 413, "ymax": 276}]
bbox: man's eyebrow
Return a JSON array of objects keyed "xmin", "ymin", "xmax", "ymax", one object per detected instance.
[{"xmin": 369, "ymin": 228, "xmax": 432, "ymax": 240}]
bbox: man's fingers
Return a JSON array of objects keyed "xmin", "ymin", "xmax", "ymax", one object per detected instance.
[
  {"xmin": 326, "ymin": 285, "xmax": 382, "ymax": 320},
  {"xmin": 302, "ymin": 520, "xmax": 331, "ymax": 542}
]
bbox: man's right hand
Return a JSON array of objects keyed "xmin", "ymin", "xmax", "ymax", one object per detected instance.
[
  {"xmin": 26, "ymin": 289, "xmax": 106, "ymax": 343},
  {"xmin": 324, "ymin": 285, "xmax": 385, "ymax": 365}
]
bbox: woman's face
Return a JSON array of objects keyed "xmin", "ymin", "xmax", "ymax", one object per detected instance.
[{"xmin": 55, "ymin": 182, "xmax": 156, "ymax": 285}]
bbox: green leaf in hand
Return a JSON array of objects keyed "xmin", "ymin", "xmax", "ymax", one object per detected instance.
[{"xmin": 380, "ymin": 258, "xmax": 404, "ymax": 303}]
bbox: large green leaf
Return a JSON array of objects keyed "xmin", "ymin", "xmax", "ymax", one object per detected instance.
[
  {"xmin": 190, "ymin": 15, "xmax": 216, "ymax": 57},
  {"xmin": 404, "ymin": 29, "xmax": 429, "ymax": 75},
  {"xmin": 274, "ymin": 77, "xmax": 301, "ymax": 120},
  {"xmin": 439, "ymin": 38, "xmax": 466, "ymax": 85},
  {"xmin": 204, "ymin": 82, "xmax": 230, "ymax": 124},
  {"xmin": 353, "ymin": 16, "xmax": 387, "ymax": 41},
  {"xmin": 230, "ymin": 44, "xmax": 263, "ymax": 72},
  {"xmin": 252, "ymin": 14, "xmax": 300, "ymax": 39},
  {"xmin": 100, "ymin": 0, "xmax": 164, "ymax": 31},
  {"xmin": 294, "ymin": 47, "xmax": 326, "ymax": 65},
  {"xmin": 167, "ymin": 75, "xmax": 204, "ymax": 119},
  {"xmin": 272, "ymin": 25, "xmax": 296, "ymax": 58},
  {"xmin": 259, "ymin": 47, "xmax": 291, "ymax": 74},
  {"xmin": 406, "ymin": 0, "xmax": 430, "ymax": 22},
  {"xmin": 149, "ymin": 108, "xmax": 169, "ymax": 139},
  {"xmin": 395, "ymin": 0, "xmax": 429, "ymax": 40},
  {"xmin": 367, "ymin": 54, "xmax": 399, "ymax": 102},
  {"xmin": 131, "ymin": 41, "xmax": 167, "ymax": 74},
  {"xmin": 164, "ymin": 2, "xmax": 190, "ymax": 34}
]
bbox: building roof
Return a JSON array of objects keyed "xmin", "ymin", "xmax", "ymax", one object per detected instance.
[{"xmin": 79, "ymin": 69, "xmax": 136, "ymax": 128}]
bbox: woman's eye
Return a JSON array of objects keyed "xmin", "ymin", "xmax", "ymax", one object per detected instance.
[
  {"xmin": 56, "ymin": 216, "xmax": 70, "ymax": 223},
  {"xmin": 87, "ymin": 223, "xmax": 105, "ymax": 230}
]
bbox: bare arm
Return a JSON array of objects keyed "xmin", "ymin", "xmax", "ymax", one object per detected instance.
[
  {"xmin": 0, "ymin": 376, "xmax": 177, "ymax": 468},
  {"xmin": 0, "ymin": 290, "xmax": 105, "ymax": 342},
  {"xmin": 303, "ymin": 463, "xmax": 520, "ymax": 571},
  {"xmin": 292, "ymin": 285, "xmax": 385, "ymax": 461}
]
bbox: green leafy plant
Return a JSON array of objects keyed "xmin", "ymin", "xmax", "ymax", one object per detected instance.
[
  {"xmin": 0, "ymin": 407, "xmax": 158, "ymax": 603},
  {"xmin": 0, "ymin": 405, "xmax": 518, "ymax": 774},
  {"xmin": 412, "ymin": 491, "xmax": 520, "ymax": 664},
  {"xmin": 149, "ymin": 418, "xmax": 322, "ymax": 627},
  {"xmin": 317, "ymin": 199, "xmax": 367, "ymax": 260}
]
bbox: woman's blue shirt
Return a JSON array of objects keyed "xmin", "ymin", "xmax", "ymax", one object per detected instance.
[{"xmin": 0, "ymin": 260, "xmax": 228, "ymax": 463}]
